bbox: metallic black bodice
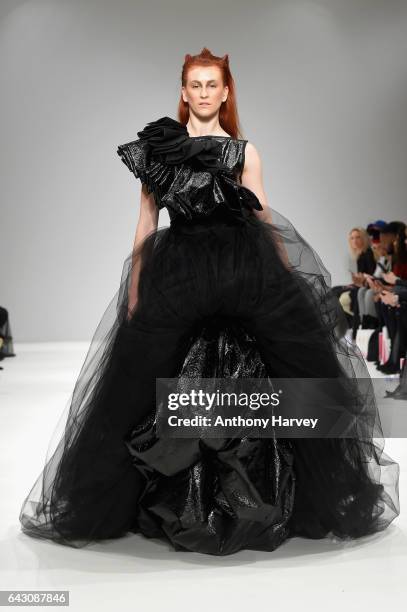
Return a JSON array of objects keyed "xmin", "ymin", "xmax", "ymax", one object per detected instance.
[{"xmin": 117, "ymin": 116, "xmax": 263, "ymax": 224}]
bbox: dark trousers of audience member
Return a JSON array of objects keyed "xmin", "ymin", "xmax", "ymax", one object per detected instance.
[
  {"xmin": 0, "ymin": 306, "xmax": 16, "ymax": 361},
  {"xmin": 398, "ymin": 304, "xmax": 407, "ymax": 361},
  {"xmin": 349, "ymin": 286, "xmax": 361, "ymax": 337},
  {"xmin": 377, "ymin": 302, "xmax": 407, "ymax": 371},
  {"xmin": 379, "ymin": 303, "xmax": 398, "ymax": 339},
  {"xmin": 0, "ymin": 307, "xmax": 8, "ymax": 330}
]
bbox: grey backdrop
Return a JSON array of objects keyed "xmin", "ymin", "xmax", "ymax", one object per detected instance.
[{"xmin": 1, "ymin": 0, "xmax": 406, "ymax": 341}]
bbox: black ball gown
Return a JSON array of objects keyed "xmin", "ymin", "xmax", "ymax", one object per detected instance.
[{"xmin": 19, "ymin": 116, "xmax": 400, "ymax": 556}]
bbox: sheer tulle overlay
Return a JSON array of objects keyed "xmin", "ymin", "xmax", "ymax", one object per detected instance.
[{"xmin": 19, "ymin": 117, "xmax": 400, "ymax": 556}]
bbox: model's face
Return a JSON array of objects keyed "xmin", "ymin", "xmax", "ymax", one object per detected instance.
[
  {"xmin": 350, "ymin": 231, "xmax": 363, "ymax": 250},
  {"xmin": 182, "ymin": 66, "xmax": 228, "ymax": 118}
]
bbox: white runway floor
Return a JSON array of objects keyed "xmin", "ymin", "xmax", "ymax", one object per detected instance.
[{"xmin": 0, "ymin": 342, "xmax": 406, "ymax": 612}]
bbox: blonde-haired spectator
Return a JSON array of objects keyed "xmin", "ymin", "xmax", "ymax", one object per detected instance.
[{"xmin": 332, "ymin": 227, "xmax": 377, "ymax": 338}]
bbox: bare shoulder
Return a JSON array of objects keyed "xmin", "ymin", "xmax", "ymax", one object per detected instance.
[{"xmin": 243, "ymin": 141, "xmax": 262, "ymax": 173}]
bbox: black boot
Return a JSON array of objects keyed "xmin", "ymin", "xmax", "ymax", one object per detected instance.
[{"xmin": 386, "ymin": 359, "xmax": 407, "ymax": 399}]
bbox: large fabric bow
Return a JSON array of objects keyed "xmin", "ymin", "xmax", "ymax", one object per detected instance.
[{"xmin": 137, "ymin": 116, "xmax": 230, "ymax": 175}]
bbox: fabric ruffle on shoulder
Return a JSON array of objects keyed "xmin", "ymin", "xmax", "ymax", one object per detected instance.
[
  {"xmin": 117, "ymin": 116, "xmax": 263, "ymax": 223},
  {"xmin": 136, "ymin": 116, "xmax": 228, "ymax": 171}
]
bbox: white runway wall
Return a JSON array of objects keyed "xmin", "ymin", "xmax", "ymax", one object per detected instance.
[{"xmin": 2, "ymin": 0, "xmax": 407, "ymax": 342}]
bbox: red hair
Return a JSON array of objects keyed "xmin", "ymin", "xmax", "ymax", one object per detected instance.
[{"xmin": 177, "ymin": 47, "xmax": 244, "ymax": 140}]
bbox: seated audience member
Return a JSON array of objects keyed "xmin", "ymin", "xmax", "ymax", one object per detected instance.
[
  {"xmin": 0, "ymin": 306, "xmax": 16, "ymax": 368},
  {"xmin": 368, "ymin": 224, "xmax": 407, "ymax": 374},
  {"xmin": 357, "ymin": 221, "xmax": 391, "ymax": 329},
  {"xmin": 385, "ymin": 278, "xmax": 407, "ymax": 399},
  {"xmin": 332, "ymin": 227, "xmax": 376, "ymax": 334}
]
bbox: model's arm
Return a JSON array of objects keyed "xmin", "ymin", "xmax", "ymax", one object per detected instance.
[
  {"xmin": 127, "ymin": 184, "xmax": 159, "ymax": 319},
  {"xmin": 241, "ymin": 142, "xmax": 291, "ymax": 269}
]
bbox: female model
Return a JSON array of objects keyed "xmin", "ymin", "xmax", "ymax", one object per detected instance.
[{"xmin": 19, "ymin": 47, "xmax": 400, "ymax": 556}]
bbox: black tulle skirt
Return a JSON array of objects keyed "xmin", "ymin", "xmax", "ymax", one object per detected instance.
[{"xmin": 19, "ymin": 206, "xmax": 400, "ymax": 556}]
